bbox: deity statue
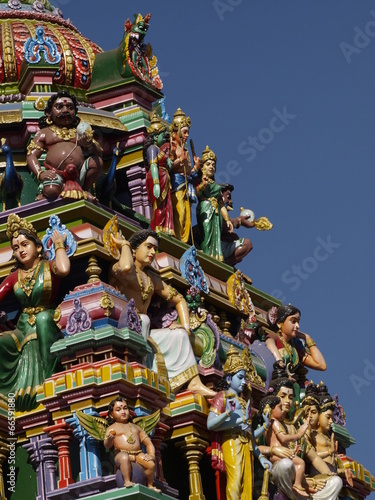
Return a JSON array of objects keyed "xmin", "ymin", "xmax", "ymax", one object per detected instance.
[
  {"xmin": 108, "ymin": 227, "xmax": 215, "ymax": 397},
  {"xmin": 195, "ymin": 146, "xmax": 233, "ymax": 261},
  {"xmin": 104, "ymin": 397, "xmax": 161, "ymax": 492},
  {"xmin": 169, "ymin": 108, "xmax": 199, "ymax": 243},
  {"xmin": 207, "ymin": 346, "xmax": 272, "ymax": 500},
  {"xmin": 27, "ymin": 90, "xmax": 103, "ymax": 201},
  {"xmin": 144, "ymin": 111, "xmax": 174, "ymax": 236},
  {"xmin": 0, "ymin": 214, "xmax": 70, "ymax": 411},
  {"xmin": 256, "ymin": 374, "xmax": 342, "ymax": 500},
  {"xmin": 303, "ymin": 383, "xmax": 353, "ymax": 490},
  {"xmin": 265, "ymin": 305, "xmax": 327, "ymax": 380},
  {"xmin": 220, "ymin": 183, "xmax": 254, "ymax": 266}
]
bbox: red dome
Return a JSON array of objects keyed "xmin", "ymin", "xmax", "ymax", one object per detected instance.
[{"xmin": 0, "ymin": 0, "xmax": 102, "ymax": 89}]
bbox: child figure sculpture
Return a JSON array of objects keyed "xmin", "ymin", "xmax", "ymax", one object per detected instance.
[{"xmin": 103, "ymin": 397, "xmax": 161, "ymax": 492}]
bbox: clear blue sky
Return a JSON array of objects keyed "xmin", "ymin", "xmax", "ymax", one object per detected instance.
[{"xmin": 58, "ymin": 0, "xmax": 375, "ymax": 479}]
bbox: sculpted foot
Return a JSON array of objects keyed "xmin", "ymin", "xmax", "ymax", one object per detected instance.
[
  {"xmin": 148, "ymin": 485, "xmax": 161, "ymax": 493},
  {"xmin": 187, "ymin": 376, "xmax": 216, "ymax": 398},
  {"xmin": 292, "ymin": 484, "xmax": 310, "ymax": 498},
  {"xmin": 124, "ymin": 481, "xmax": 136, "ymax": 488}
]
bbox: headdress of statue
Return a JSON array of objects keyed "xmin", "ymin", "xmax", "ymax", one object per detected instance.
[
  {"xmin": 201, "ymin": 145, "xmax": 217, "ymax": 165},
  {"xmin": 147, "ymin": 111, "xmax": 166, "ymax": 135},
  {"xmin": 6, "ymin": 214, "xmax": 38, "ymax": 241},
  {"xmin": 223, "ymin": 346, "xmax": 248, "ymax": 376},
  {"xmin": 170, "ymin": 108, "xmax": 191, "ymax": 135}
]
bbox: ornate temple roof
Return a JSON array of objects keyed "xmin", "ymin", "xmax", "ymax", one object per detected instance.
[{"xmin": 0, "ymin": 0, "xmax": 102, "ymax": 91}]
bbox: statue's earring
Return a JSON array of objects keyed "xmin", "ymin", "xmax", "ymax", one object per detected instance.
[{"xmin": 46, "ymin": 117, "xmax": 53, "ymax": 125}]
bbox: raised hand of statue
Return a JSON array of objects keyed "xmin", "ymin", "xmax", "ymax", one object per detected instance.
[{"xmin": 239, "ymin": 214, "xmax": 255, "ymax": 229}]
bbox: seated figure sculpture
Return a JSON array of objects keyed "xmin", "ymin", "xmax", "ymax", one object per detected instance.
[
  {"xmin": 220, "ymin": 183, "xmax": 254, "ymax": 266},
  {"xmin": 207, "ymin": 346, "xmax": 272, "ymax": 500},
  {"xmin": 109, "ymin": 228, "xmax": 215, "ymax": 397},
  {"xmin": 104, "ymin": 396, "xmax": 161, "ymax": 492},
  {"xmin": 0, "ymin": 214, "xmax": 70, "ymax": 411},
  {"xmin": 256, "ymin": 373, "xmax": 343, "ymax": 500},
  {"xmin": 27, "ymin": 90, "xmax": 103, "ymax": 201}
]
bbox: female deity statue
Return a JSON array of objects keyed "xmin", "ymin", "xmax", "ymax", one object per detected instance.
[
  {"xmin": 207, "ymin": 346, "xmax": 271, "ymax": 500},
  {"xmin": 266, "ymin": 305, "xmax": 327, "ymax": 379},
  {"xmin": 144, "ymin": 112, "xmax": 174, "ymax": 236},
  {"xmin": 195, "ymin": 146, "xmax": 233, "ymax": 261},
  {"xmin": 109, "ymin": 228, "xmax": 215, "ymax": 397},
  {"xmin": 0, "ymin": 214, "xmax": 70, "ymax": 410}
]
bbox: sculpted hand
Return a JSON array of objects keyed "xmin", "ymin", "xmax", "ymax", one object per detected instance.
[
  {"xmin": 153, "ymin": 183, "xmax": 161, "ymax": 198},
  {"xmin": 52, "ymin": 230, "xmax": 66, "ymax": 246},
  {"xmin": 259, "ymin": 456, "xmax": 272, "ymax": 470},
  {"xmin": 143, "ymin": 453, "xmax": 155, "ymax": 462},
  {"xmin": 298, "ymin": 421, "xmax": 309, "ymax": 437},
  {"xmin": 272, "ymin": 446, "xmax": 295, "ymax": 459},
  {"xmin": 110, "ymin": 232, "xmax": 127, "ymax": 248}
]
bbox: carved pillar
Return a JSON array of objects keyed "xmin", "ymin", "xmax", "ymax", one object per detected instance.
[
  {"xmin": 176, "ymin": 435, "xmax": 208, "ymax": 500},
  {"xmin": 44, "ymin": 421, "xmax": 74, "ymax": 488},
  {"xmin": 152, "ymin": 423, "xmax": 169, "ymax": 482},
  {"xmin": 0, "ymin": 437, "xmax": 9, "ymax": 500},
  {"xmin": 23, "ymin": 434, "xmax": 58, "ymax": 500},
  {"xmin": 67, "ymin": 411, "xmax": 102, "ymax": 480},
  {"xmin": 126, "ymin": 164, "xmax": 151, "ymax": 217}
]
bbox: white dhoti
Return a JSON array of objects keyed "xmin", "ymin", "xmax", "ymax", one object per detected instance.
[{"xmin": 140, "ymin": 314, "xmax": 198, "ymax": 392}]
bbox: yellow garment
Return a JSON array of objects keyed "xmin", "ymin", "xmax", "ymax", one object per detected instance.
[
  {"xmin": 172, "ymin": 188, "xmax": 191, "ymax": 243},
  {"xmin": 222, "ymin": 432, "xmax": 253, "ymax": 500}
]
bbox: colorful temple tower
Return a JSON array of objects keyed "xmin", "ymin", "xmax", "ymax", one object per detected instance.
[{"xmin": 0, "ymin": 2, "xmax": 373, "ymax": 499}]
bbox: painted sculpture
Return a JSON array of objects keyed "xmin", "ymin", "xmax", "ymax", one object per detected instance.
[
  {"xmin": 195, "ymin": 146, "xmax": 233, "ymax": 261},
  {"xmin": 207, "ymin": 346, "xmax": 272, "ymax": 500},
  {"xmin": 27, "ymin": 90, "xmax": 103, "ymax": 201},
  {"xmin": 0, "ymin": 139, "xmax": 23, "ymax": 212},
  {"xmin": 104, "ymin": 397, "xmax": 161, "ymax": 492},
  {"xmin": 169, "ymin": 108, "xmax": 199, "ymax": 243},
  {"xmin": 0, "ymin": 214, "xmax": 70, "ymax": 411},
  {"xmin": 303, "ymin": 383, "xmax": 353, "ymax": 489},
  {"xmin": 76, "ymin": 397, "xmax": 161, "ymax": 491},
  {"xmin": 257, "ymin": 373, "xmax": 343, "ymax": 499},
  {"xmin": 144, "ymin": 111, "xmax": 174, "ymax": 236},
  {"xmin": 266, "ymin": 304, "xmax": 327, "ymax": 378},
  {"xmin": 220, "ymin": 183, "xmax": 254, "ymax": 265},
  {"xmin": 106, "ymin": 223, "xmax": 215, "ymax": 397}
]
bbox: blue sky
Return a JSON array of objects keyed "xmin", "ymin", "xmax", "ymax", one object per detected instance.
[{"xmin": 58, "ymin": 0, "xmax": 375, "ymax": 479}]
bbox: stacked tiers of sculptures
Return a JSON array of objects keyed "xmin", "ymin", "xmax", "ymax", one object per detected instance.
[{"xmin": 0, "ymin": 92, "xmax": 358, "ymax": 499}]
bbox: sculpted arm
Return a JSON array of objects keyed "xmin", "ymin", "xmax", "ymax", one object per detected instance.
[
  {"xmin": 111, "ymin": 235, "xmax": 134, "ymax": 275},
  {"xmin": 27, "ymin": 130, "xmax": 46, "ymax": 178},
  {"xmin": 140, "ymin": 428, "xmax": 156, "ymax": 461},
  {"xmin": 297, "ymin": 332, "xmax": 327, "ymax": 371},
  {"xmin": 52, "ymin": 230, "xmax": 70, "ymax": 277},
  {"xmin": 153, "ymin": 275, "xmax": 190, "ymax": 333}
]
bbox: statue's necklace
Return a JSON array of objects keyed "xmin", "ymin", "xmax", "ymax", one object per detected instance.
[
  {"xmin": 135, "ymin": 267, "xmax": 153, "ymax": 304},
  {"xmin": 278, "ymin": 332, "xmax": 293, "ymax": 360},
  {"xmin": 123, "ymin": 423, "xmax": 135, "ymax": 444},
  {"xmin": 50, "ymin": 125, "xmax": 77, "ymax": 141},
  {"xmin": 19, "ymin": 260, "xmax": 42, "ymax": 297}
]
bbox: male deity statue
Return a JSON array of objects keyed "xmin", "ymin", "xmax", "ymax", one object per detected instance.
[
  {"xmin": 27, "ymin": 90, "xmax": 103, "ymax": 201},
  {"xmin": 169, "ymin": 108, "xmax": 199, "ymax": 243}
]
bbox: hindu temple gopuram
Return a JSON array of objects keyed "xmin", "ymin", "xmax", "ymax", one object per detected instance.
[{"xmin": 0, "ymin": 2, "xmax": 373, "ymax": 499}]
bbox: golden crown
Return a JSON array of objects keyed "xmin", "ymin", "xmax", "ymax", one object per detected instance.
[
  {"xmin": 6, "ymin": 214, "xmax": 38, "ymax": 241},
  {"xmin": 147, "ymin": 111, "xmax": 166, "ymax": 135},
  {"xmin": 223, "ymin": 346, "xmax": 248, "ymax": 375},
  {"xmin": 201, "ymin": 145, "xmax": 217, "ymax": 165},
  {"xmin": 170, "ymin": 108, "xmax": 191, "ymax": 133}
]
